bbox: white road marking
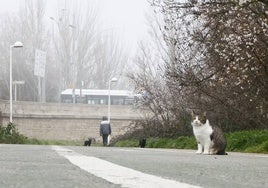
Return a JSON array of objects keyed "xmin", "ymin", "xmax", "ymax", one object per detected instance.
[{"xmin": 52, "ymin": 146, "xmax": 201, "ymax": 188}]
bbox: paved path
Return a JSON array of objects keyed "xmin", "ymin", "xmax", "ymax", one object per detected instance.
[{"xmin": 0, "ymin": 144, "xmax": 267, "ymax": 188}]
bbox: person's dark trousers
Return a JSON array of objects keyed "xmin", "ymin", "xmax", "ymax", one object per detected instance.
[{"xmin": 102, "ymin": 134, "xmax": 109, "ymax": 146}]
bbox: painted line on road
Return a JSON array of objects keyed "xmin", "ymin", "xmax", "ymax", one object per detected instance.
[{"xmin": 52, "ymin": 146, "xmax": 201, "ymax": 188}]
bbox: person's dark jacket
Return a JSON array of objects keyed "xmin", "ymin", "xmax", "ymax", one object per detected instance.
[{"xmin": 100, "ymin": 120, "xmax": 111, "ymax": 135}]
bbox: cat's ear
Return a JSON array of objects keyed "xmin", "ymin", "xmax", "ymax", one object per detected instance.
[
  {"xmin": 191, "ymin": 110, "xmax": 195, "ymax": 117},
  {"xmin": 203, "ymin": 111, "xmax": 207, "ymax": 117}
]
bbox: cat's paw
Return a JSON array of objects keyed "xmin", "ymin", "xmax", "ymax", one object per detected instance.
[
  {"xmin": 203, "ymin": 151, "xmax": 210, "ymax": 155},
  {"xmin": 196, "ymin": 151, "xmax": 202, "ymax": 154},
  {"xmin": 209, "ymin": 150, "xmax": 216, "ymax": 155}
]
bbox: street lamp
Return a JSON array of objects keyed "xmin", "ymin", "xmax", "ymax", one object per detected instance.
[
  {"xmin": 108, "ymin": 77, "xmax": 118, "ymax": 122},
  {"xmin": 10, "ymin": 41, "xmax": 23, "ymax": 123}
]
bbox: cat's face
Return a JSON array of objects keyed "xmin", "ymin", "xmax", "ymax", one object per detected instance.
[{"xmin": 191, "ymin": 112, "xmax": 207, "ymax": 126}]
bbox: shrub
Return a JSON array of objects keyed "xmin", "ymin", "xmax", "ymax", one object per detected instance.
[
  {"xmin": 226, "ymin": 130, "xmax": 268, "ymax": 153},
  {"xmin": 114, "ymin": 129, "xmax": 268, "ymax": 153},
  {"xmin": 115, "ymin": 139, "xmax": 139, "ymax": 147},
  {"xmin": 0, "ymin": 123, "xmax": 28, "ymax": 144}
]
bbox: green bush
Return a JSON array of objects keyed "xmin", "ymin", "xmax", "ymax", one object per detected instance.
[
  {"xmin": 226, "ymin": 130, "xmax": 268, "ymax": 153},
  {"xmin": 0, "ymin": 123, "xmax": 28, "ymax": 144},
  {"xmin": 116, "ymin": 136, "xmax": 197, "ymax": 149},
  {"xmin": 0, "ymin": 123, "xmax": 89, "ymax": 146},
  {"xmin": 115, "ymin": 139, "xmax": 140, "ymax": 147},
  {"xmin": 115, "ymin": 130, "xmax": 268, "ymax": 153},
  {"xmin": 145, "ymin": 137, "xmax": 196, "ymax": 149}
]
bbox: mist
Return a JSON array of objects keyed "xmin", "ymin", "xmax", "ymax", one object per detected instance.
[{"xmin": 0, "ymin": 0, "xmax": 150, "ymax": 102}]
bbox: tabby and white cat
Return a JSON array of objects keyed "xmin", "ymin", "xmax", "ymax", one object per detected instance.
[{"xmin": 191, "ymin": 111, "xmax": 227, "ymax": 155}]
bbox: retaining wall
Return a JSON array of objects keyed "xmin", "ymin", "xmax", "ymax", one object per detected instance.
[{"xmin": 0, "ymin": 100, "xmax": 146, "ymax": 142}]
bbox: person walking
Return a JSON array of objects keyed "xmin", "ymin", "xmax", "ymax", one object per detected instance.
[{"xmin": 100, "ymin": 116, "xmax": 111, "ymax": 146}]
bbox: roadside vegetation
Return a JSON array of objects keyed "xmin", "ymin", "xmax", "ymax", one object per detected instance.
[
  {"xmin": 113, "ymin": 130, "xmax": 268, "ymax": 154},
  {"xmin": 0, "ymin": 123, "xmax": 27, "ymax": 144},
  {"xmin": 0, "ymin": 123, "xmax": 85, "ymax": 146},
  {"xmin": 1, "ymin": 123, "xmax": 267, "ymax": 154}
]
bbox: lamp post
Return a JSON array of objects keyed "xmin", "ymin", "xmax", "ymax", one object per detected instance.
[
  {"xmin": 108, "ymin": 77, "xmax": 118, "ymax": 122},
  {"xmin": 10, "ymin": 41, "xmax": 23, "ymax": 123}
]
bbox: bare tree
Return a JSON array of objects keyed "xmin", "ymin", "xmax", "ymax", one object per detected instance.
[
  {"xmin": 160, "ymin": 0, "xmax": 267, "ymax": 130},
  {"xmin": 128, "ymin": 11, "xmax": 193, "ymax": 137},
  {"xmin": 0, "ymin": 0, "xmax": 132, "ymax": 102},
  {"xmin": 91, "ymin": 32, "xmax": 130, "ymax": 89},
  {"xmin": 0, "ymin": 0, "xmax": 48, "ymax": 101},
  {"xmin": 130, "ymin": 0, "xmax": 267, "ymax": 136},
  {"xmin": 52, "ymin": 1, "xmax": 130, "ymax": 92},
  {"xmin": 51, "ymin": 4, "xmax": 98, "ymax": 90}
]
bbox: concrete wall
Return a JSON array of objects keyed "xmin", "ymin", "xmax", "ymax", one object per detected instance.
[{"xmin": 0, "ymin": 100, "xmax": 146, "ymax": 142}]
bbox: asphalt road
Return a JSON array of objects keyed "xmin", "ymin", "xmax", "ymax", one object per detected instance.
[{"xmin": 0, "ymin": 144, "xmax": 267, "ymax": 188}]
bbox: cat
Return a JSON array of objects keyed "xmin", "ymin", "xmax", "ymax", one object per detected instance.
[
  {"xmin": 139, "ymin": 138, "xmax": 146, "ymax": 148},
  {"xmin": 191, "ymin": 111, "xmax": 227, "ymax": 155},
  {"xmin": 84, "ymin": 138, "xmax": 92, "ymax": 146}
]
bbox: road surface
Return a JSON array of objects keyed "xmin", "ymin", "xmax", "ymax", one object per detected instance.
[{"xmin": 0, "ymin": 144, "xmax": 267, "ymax": 188}]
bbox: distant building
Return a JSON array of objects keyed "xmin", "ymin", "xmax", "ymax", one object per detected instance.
[{"xmin": 60, "ymin": 89, "xmax": 135, "ymax": 105}]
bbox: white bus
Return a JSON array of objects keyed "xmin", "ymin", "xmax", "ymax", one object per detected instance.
[{"xmin": 60, "ymin": 89, "xmax": 135, "ymax": 105}]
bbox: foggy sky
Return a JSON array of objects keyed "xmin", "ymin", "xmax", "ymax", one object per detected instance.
[{"xmin": 0, "ymin": 0, "xmax": 150, "ymax": 55}]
